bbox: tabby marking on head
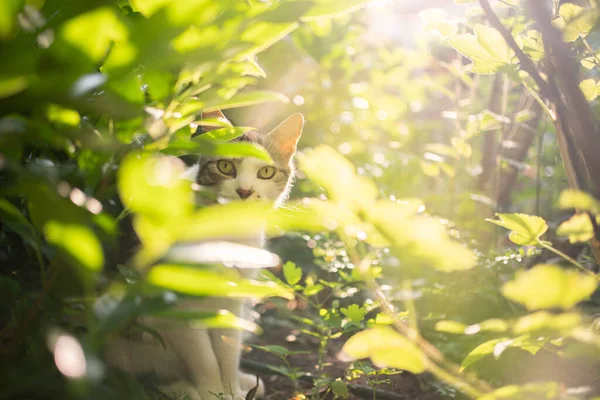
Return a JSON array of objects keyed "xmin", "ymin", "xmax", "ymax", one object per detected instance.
[{"xmin": 196, "ymin": 113, "xmax": 304, "ymax": 207}]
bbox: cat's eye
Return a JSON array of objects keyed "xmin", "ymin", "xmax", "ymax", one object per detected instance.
[
  {"xmin": 257, "ymin": 166, "xmax": 276, "ymax": 180},
  {"xmin": 216, "ymin": 160, "xmax": 236, "ymax": 176}
]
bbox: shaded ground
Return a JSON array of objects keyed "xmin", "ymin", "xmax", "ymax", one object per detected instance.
[{"xmin": 241, "ymin": 315, "xmax": 441, "ymax": 400}]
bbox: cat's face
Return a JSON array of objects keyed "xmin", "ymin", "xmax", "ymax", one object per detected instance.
[{"xmin": 196, "ymin": 113, "xmax": 304, "ymax": 206}]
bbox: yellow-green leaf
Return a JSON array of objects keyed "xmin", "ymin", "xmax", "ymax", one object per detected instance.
[
  {"xmin": 502, "ymin": 264, "xmax": 598, "ymax": 310},
  {"xmin": 486, "ymin": 213, "xmax": 547, "ymax": 245},
  {"xmin": 559, "ymin": 189, "xmax": 600, "ymax": 214},
  {"xmin": 512, "ymin": 311, "xmax": 581, "ymax": 335},
  {"xmin": 118, "ymin": 152, "xmax": 193, "ymax": 220},
  {"xmin": 44, "ymin": 221, "xmax": 104, "ymax": 272},
  {"xmin": 448, "ymin": 24, "xmax": 514, "ymax": 74},
  {"xmin": 148, "ymin": 264, "xmax": 293, "ymax": 299},
  {"xmin": 342, "ymin": 327, "xmax": 427, "ymax": 373},
  {"xmin": 556, "ymin": 213, "xmax": 595, "ymax": 243},
  {"xmin": 461, "ymin": 335, "xmax": 545, "ymax": 371},
  {"xmin": 579, "ymin": 78, "xmax": 600, "ymax": 102},
  {"xmin": 553, "ymin": 4, "xmax": 597, "ymax": 42}
]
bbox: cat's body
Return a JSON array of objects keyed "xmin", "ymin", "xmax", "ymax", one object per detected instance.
[{"xmin": 105, "ymin": 112, "xmax": 304, "ymax": 400}]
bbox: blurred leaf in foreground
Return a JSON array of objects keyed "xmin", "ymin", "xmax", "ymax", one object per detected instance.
[{"xmin": 501, "ymin": 264, "xmax": 597, "ymax": 310}]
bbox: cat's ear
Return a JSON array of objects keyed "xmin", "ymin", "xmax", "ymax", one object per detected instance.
[
  {"xmin": 264, "ymin": 113, "xmax": 304, "ymax": 163},
  {"xmin": 200, "ymin": 109, "xmax": 231, "ymax": 133}
]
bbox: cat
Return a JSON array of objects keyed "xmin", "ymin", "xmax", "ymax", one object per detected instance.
[{"xmin": 105, "ymin": 110, "xmax": 304, "ymax": 400}]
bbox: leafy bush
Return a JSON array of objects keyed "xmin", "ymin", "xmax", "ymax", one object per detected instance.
[{"xmin": 3, "ymin": 1, "xmax": 600, "ymax": 400}]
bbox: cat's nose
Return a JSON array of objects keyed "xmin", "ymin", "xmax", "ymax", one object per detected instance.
[{"xmin": 236, "ymin": 188, "xmax": 254, "ymax": 200}]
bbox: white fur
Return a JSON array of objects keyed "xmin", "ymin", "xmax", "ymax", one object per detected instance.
[
  {"xmin": 106, "ymin": 115, "xmax": 302, "ymax": 399},
  {"xmin": 218, "ymin": 157, "xmax": 290, "ymax": 205}
]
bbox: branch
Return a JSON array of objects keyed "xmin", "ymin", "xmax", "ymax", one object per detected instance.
[{"xmin": 478, "ymin": 0, "xmax": 552, "ymax": 101}]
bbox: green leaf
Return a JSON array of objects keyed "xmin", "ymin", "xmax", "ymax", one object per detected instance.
[
  {"xmin": 302, "ymin": 0, "xmax": 369, "ymax": 20},
  {"xmin": 59, "ymin": 7, "xmax": 128, "ymax": 62},
  {"xmin": 368, "ymin": 203, "xmax": 476, "ymax": 272},
  {"xmin": 130, "ymin": 0, "xmax": 173, "ymax": 16},
  {"xmin": 502, "ymin": 264, "xmax": 598, "ymax": 310},
  {"xmin": 283, "ymin": 261, "xmax": 302, "ymax": 286},
  {"xmin": 44, "ymin": 220, "xmax": 104, "ymax": 272},
  {"xmin": 204, "ymin": 90, "xmax": 289, "ymax": 111},
  {"xmin": 460, "ymin": 335, "xmax": 545, "ymax": 371},
  {"xmin": 340, "ymin": 304, "xmax": 367, "ymax": 324},
  {"xmin": 420, "ymin": 9, "xmax": 458, "ymax": 37},
  {"xmin": 512, "ymin": 311, "xmax": 581, "ymax": 335},
  {"xmin": 342, "ymin": 327, "xmax": 428, "ymax": 373},
  {"xmin": 330, "ymin": 381, "xmax": 350, "ymax": 399},
  {"xmin": 518, "ymin": 30, "xmax": 544, "ymax": 61},
  {"xmin": 163, "ymin": 139, "xmax": 273, "ymax": 163},
  {"xmin": 478, "ymin": 382, "xmax": 559, "ymax": 400},
  {"xmin": 200, "ymin": 126, "xmax": 255, "ymax": 142},
  {"xmin": 118, "ymin": 152, "xmax": 193, "ymax": 220},
  {"xmin": 147, "ymin": 309, "xmax": 260, "ymax": 332},
  {"xmin": 559, "ymin": 189, "xmax": 600, "ymax": 214},
  {"xmin": 0, "ymin": 0, "xmax": 24, "ymax": 40},
  {"xmin": 297, "ymin": 145, "xmax": 378, "ymax": 210},
  {"xmin": 435, "ymin": 320, "xmax": 467, "ymax": 334},
  {"xmin": 0, "ymin": 76, "xmax": 28, "ymax": 99},
  {"xmin": 147, "ymin": 264, "xmax": 293, "ymax": 300},
  {"xmin": 581, "ymin": 53, "xmax": 600, "ymax": 69},
  {"xmin": 579, "ymin": 78, "xmax": 600, "ymax": 102},
  {"xmin": 553, "ymin": 4, "xmax": 597, "ymax": 42},
  {"xmin": 556, "ymin": 213, "xmax": 595, "ymax": 243},
  {"xmin": 486, "ymin": 213, "xmax": 548, "ymax": 245},
  {"xmin": 448, "ymin": 24, "xmax": 514, "ymax": 74}
]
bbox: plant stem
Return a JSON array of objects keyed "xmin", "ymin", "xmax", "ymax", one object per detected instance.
[
  {"xmin": 347, "ymin": 248, "xmax": 492, "ymax": 398},
  {"xmin": 581, "ymin": 37, "xmax": 600, "ymax": 67},
  {"xmin": 538, "ymin": 240, "xmax": 597, "ymax": 277},
  {"xmin": 401, "ymin": 280, "xmax": 419, "ymax": 338}
]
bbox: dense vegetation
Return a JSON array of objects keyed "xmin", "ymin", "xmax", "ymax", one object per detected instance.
[{"xmin": 2, "ymin": 0, "xmax": 600, "ymax": 399}]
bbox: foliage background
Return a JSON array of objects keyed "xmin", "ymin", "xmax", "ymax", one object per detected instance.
[{"xmin": 2, "ymin": 0, "xmax": 600, "ymax": 399}]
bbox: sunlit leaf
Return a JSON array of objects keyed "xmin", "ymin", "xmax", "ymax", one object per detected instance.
[
  {"xmin": 518, "ymin": 30, "xmax": 544, "ymax": 61},
  {"xmin": 448, "ymin": 24, "xmax": 514, "ymax": 74},
  {"xmin": 559, "ymin": 189, "xmax": 600, "ymax": 214},
  {"xmin": 148, "ymin": 308, "xmax": 260, "ymax": 332},
  {"xmin": 147, "ymin": 264, "xmax": 293, "ymax": 299},
  {"xmin": 44, "ymin": 221, "xmax": 104, "ymax": 272},
  {"xmin": 579, "ymin": 78, "xmax": 600, "ymax": 102},
  {"xmin": 165, "ymin": 241, "xmax": 281, "ymax": 269},
  {"xmin": 487, "ymin": 213, "xmax": 548, "ymax": 245},
  {"xmin": 502, "ymin": 264, "xmax": 598, "ymax": 310},
  {"xmin": 302, "ymin": 0, "xmax": 369, "ymax": 20},
  {"xmin": 298, "ymin": 145, "xmax": 378, "ymax": 210},
  {"xmin": 420, "ymin": 9, "xmax": 458, "ymax": 37},
  {"xmin": 59, "ymin": 7, "xmax": 128, "ymax": 62},
  {"xmin": 368, "ymin": 203, "xmax": 476, "ymax": 272},
  {"xmin": 556, "ymin": 213, "xmax": 595, "ymax": 243},
  {"xmin": 341, "ymin": 304, "xmax": 367, "ymax": 324},
  {"xmin": 461, "ymin": 335, "xmax": 545, "ymax": 371},
  {"xmin": 435, "ymin": 320, "xmax": 467, "ymax": 334},
  {"xmin": 342, "ymin": 327, "xmax": 427, "ymax": 373},
  {"xmin": 200, "ymin": 126, "xmax": 255, "ymax": 142},
  {"xmin": 0, "ymin": 76, "xmax": 28, "ymax": 99},
  {"xmin": 553, "ymin": 4, "xmax": 597, "ymax": 42},
  {"xmin": 130, "ymin": 0, "xmax": 173, "ymax": 16},
  {"xmin": 0, "ymin": 0, "xmax": 24, "ymax": 39},
  {"xmin": 477, "ymin": 382, "xmax": 559, "ymax": 400},
  {"xmin": 283, "ymin": 261, "xmax": 302, "ymax": 285},
  {"xmin": 512, "ymin": 311, "xmax": 581, "ymax": 335},
  {"xmin": 118, "ymin": 152, "xmax": 193, "ymax": 220},
  {"xmin": 163, "ymin": 139, "xmax": 273, "ymax": 163},
  {"xmin": 330, "ymin": 380, "xmax": 350, "ymax": 399}
]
